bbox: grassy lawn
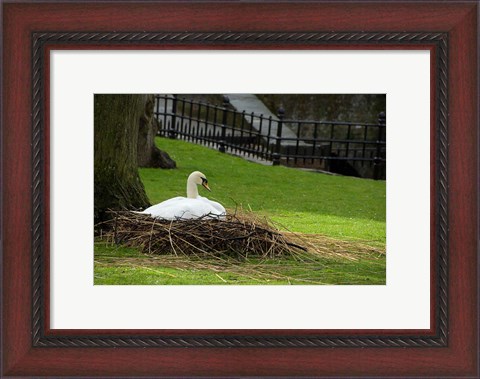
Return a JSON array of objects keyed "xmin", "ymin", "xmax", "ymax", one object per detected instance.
[
  {"xmin": 95, "ymin": 242, "xmax": 385, "ymax": 285},
  {"xmin": 95, "ymin": 137, "xmax": 386, "ymax": 285}
]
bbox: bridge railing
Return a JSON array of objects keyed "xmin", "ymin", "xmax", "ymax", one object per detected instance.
[{"xmin": 154, "ymin": 94, "xmax": 386, "ymax": 179}]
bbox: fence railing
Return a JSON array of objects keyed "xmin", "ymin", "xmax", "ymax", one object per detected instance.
[{"xmin": 154, "ymin": 95, "xmax": 386, "ymax": 179}]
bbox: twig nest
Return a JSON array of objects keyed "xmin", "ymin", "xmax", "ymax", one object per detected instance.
[{"xmin": 103, "ymin": 210, "xmax": 306, "ymax": 259}]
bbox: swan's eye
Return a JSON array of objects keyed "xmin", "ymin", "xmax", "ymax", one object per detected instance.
[{"xmin": 200, "ymin": 177, "xmax": 211, "ymax": 191}]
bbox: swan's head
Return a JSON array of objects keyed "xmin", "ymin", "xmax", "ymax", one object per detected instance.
[{"xmin": 189, "ymin": 171, "xmax": 211, "ymax": 192}]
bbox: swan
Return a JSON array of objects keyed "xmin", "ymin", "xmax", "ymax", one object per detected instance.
[{"xmin": 140, "ymin": 171, "xmax": 226, "ymax": 220}]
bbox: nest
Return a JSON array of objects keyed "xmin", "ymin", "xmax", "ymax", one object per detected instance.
[
  {"xmin": 96, "ymin": 210, "xmax": 386, "ymax": 284},
  {"xmin": 102, "ymin": 210, "xmax": 307, "ymax": 259}
]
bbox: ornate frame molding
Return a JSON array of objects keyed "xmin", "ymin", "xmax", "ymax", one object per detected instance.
[{"xmin": 32, "ymin": 31, "xmax": 448, "ymax": 348}]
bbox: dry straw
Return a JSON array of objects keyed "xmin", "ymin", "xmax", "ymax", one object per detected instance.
[
  {"xmin": 97, "ymin": 210, "xmax": 385, "ymax": 284},
  {"xmin": 103, "ymin": 210, "xmax": 308, "ymax": 259}
]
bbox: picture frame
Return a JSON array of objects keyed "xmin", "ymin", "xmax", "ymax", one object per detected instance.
[{"xmin": 2, "ymin": 1, "xmax": 477, "ymax": 377}]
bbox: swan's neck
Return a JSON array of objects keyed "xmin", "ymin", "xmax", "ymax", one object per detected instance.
[{"xmin": 186, "ymin": 178, "xmax": 199, "ymax": 198}]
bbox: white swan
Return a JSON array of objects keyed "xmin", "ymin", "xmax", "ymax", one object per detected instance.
[{"xmin": 141, "ymin": 171, "xmax": 226, "ymax": 220}]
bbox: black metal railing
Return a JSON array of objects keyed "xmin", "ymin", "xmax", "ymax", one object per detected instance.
[{"xmin": 154, "ymin": 95, "xmax": 386, "ymax": 179}]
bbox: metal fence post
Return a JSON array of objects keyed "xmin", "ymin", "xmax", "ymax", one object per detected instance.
[
  {"xmin": 272, "ymin": 106, "xmax": 285, "ymax": 165},
  {"xmin": 373, "ymin": 111, "xmax": 386, "ymax": 180},
  {"xmin": 168, "ymin": 94, "xmax": 177, "ymax": 139},
  {"xmin": 219, "ymin": 95, "xmax": 229, "ymax": 153}
]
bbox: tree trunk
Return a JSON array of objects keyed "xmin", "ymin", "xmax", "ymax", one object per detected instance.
[
  {"xmin": 137, "ymin": 95, "xmax": 176, "ymax": 169},
  {"xmin": 94, "ymin": 94, "xmax": 151, "ymax": 224}
]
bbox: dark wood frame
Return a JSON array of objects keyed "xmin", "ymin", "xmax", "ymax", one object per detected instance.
[{"xmin": 2, "ymin": 1, "xmax": 478, "ymax": 377}]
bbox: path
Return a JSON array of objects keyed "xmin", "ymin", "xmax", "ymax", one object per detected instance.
[
  {"xmin": 225, "ymin": 94, "xmax": 306, "ymax": 146},
  {"xmin": 155, "ymin": 94, "xmax": 309, "ymax": 166}
]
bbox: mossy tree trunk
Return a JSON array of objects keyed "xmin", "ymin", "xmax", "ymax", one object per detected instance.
[
  {"xmin": 137, "ymin": 94, "xmax": 176, "ymax": 168},
  {"xmin": 94, "ymin": 94, "xmax": 151, "ymax": 224}
]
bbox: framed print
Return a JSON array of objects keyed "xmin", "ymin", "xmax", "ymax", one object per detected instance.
[{"xmin": 2, "ymin": 1, "xmax": 478, "ymax": 377}]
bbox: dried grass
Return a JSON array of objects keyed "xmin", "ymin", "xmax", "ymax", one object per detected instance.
[
  {"xmin": 101, "ymin": 210, "xmax": 308, "ymax": 259},
  {"xmin": 96, "ymin": 210, "xmax": 385, "ymax": 284}
]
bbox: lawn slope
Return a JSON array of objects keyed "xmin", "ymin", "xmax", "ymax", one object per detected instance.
[
  {"xmin": 141, "ymin": 138, "xmax": 386, "ymax": 242},
  {"xmin": 95, "ymin": 138, "xmax": 386, "ymax": 285}
]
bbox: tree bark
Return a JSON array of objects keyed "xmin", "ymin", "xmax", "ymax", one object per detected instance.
[
  {"xmin": 137, "ymin": 95, "xmax": 176, "ymax": 169},
  {"xmin": 94, "ymin": 94, "xmax": 151, "ymax": 224}
]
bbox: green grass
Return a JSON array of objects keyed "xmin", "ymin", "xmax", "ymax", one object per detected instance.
[
  {"xmin": 95, "ymin": 242, "xmax": 385, "ymax": 285},
  {"xmin": 94, "ymin": 137, "xmax": 386, "ymax": 285},
  {"xmin": 141, "ymin": 138, "xmax": 386, "ymax": 242}
]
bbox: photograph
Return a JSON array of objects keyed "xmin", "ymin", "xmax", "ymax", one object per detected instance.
[
  {"xmin": 3, "ymin": 0, "xmax": 478, "ymax": 376},
  {"xmin": 94, "ymin": 93, "xmax": 386, "ymax": 285}
]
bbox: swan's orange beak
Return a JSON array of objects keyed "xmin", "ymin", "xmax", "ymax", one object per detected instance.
[{"xmin": 202, "ymin": 182, "xmax": 211, "ymax": 191}]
